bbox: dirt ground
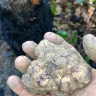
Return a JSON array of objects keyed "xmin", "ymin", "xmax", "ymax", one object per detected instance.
[{"xmin": 0, "ymin": 25, "xmax": 20, "ymax": 96}]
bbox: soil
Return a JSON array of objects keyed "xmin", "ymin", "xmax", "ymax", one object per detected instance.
[{"xmin": 0, "ymin": 25, "xmax": 20, "ymax": 96}]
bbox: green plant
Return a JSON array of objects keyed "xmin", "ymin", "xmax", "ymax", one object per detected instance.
[
  {"xmin": 92, "ymin": 0, "xmax": 95, "ymax": 2},
  {"xmin": 51, "ymin": 0, "xmax": 57, "ymax": 15},
  {"xmin": 57, "ymin": 30, "xmax": 78, "ymax": 45},
  {"xmin": 84, "ymin": 56, "xmax": 90, "ymax": 63},
  {"xmin": 57, "ymin": 30, "xmax": 70, "ymax": 40}
]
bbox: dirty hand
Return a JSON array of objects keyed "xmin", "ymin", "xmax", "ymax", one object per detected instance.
[{"xmin": 7, "ymin": 32, "xmax": 96, "ymax": 96}]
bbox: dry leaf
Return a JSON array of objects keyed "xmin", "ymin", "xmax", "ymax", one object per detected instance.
[
  {"xmin": 55, "ymin": 5, "xmax": 62, "ymax": 15},
  {"xmin": 88, "ymin": 6, "xmax": 95, "ymax": 17},
  {"xmin": 82, "ymin": 11, "xmax": 90, "ymax": 23},
  {"xmin": 31, "ymin": 0, "xmax": 39, "ymax": 5}
]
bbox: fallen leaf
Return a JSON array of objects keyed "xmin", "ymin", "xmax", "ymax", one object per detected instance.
[
  {"xmin": 88, "ymin": 5, "xmax": 95, "ymax": 17},
  {"xmin": 55, "ymin": 5, "xmax": 62, "ymax": 15},
  {"xmin": 82, "ymin": 11, "xmax": 90, "ymax": 23},
  {"xmin": 31, "ymin": 0, "xmax": 39, "ymax": 5}
]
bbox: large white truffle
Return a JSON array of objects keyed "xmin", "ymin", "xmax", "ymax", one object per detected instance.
[{"xmin": 22, "ymin": 39, "xmax": 92, "ymax": 96}]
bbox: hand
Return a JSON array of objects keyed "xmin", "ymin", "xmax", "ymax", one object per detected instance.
[{"xmin": 7, "ymin": 32, "xmax": 96, "ymax": 96}]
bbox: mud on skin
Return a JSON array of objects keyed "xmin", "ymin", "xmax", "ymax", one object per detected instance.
[
  {"xmin": 22, "ymin": 40, "xmax": 92, "ymax": 96},
  {"xmin": 0, "ymin": 0, "xmax": 54, "ymax": 55}
]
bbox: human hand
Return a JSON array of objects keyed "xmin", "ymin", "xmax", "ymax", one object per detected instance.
[{"xmin": 7, "ymin": 32, "xmax": 96, "ymax": 96}]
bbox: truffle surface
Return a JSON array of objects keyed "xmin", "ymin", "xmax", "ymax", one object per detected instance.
[{"xmin": 22, "ymin": 40, "xmax": 92, "ymax": 96}]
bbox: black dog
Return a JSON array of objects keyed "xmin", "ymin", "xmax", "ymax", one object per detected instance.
[{"xmin": 0, "ymin": 0, "xmax": 54, "ymax": 55}]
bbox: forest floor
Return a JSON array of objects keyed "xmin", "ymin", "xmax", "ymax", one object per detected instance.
[
  {"xmin": 0, "ymin": 25, "xmax": 21, "ymax": 96},
  {"xmin": 53, "ymin": 0, "xmax": 96, "ymax": 67}
]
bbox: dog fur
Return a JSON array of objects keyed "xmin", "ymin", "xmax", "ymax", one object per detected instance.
[{"xmin": 0, "ymin": 0, "xmax": 54, "ymax": 55}]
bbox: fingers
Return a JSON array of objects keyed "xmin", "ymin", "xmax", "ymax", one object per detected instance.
[
  {"xmin": 71, "ymin": 70, "xmax": 96, "ymax": 96},
  {"xmin": 44, "ymin": 32, "xmax": 74, "ymax": 49},
  {"xmin": 7, "ymin": 76, "xmax": 33, "ymax": 96},
  {"xmin": 17, "ymin": 32, "xmax": 74, "ymax": 74},
  {"xmin": 44, "ymin": 32, "xmax": 64, "ymax": 44},
  {"xmin": 15, "ymin": 56, "xmax": 31, "ymax": 73},
  {"xmin": 22, "ymin": 32, "xmax": 73, "ymax": 59},
  {"xmin": 22, "ymin": 33, "xmax": 64, "ymax": 59},
  {"xmin": 22, "ymin": 32, "xmax": 70, "ymax": 60},
  {"xmin": 92, "ymin": 68, "xmax": 96, "ymax": 79},
  {"xmin": 83, "ymin": 78, "xmax": 96, "ymax": 96},
  {"xmin": 18, "ymin": 32, "xmax": 74, "ymax": 74},
  {"xmin": 22, "ymin": 41, "xmax": 37, "ymax": 59},
  {"xmin": 7, "ymin": 76, "xmax": 51, "ymax": 96},
  {"xmin": 61, "ymin": 40, "xmax": 74, "ymax": 49},
  {"xmin": 71, "ymin": 78, "xmax": 96, "ymax": 96}
]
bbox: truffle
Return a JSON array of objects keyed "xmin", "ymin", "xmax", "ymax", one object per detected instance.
[{"xmin": 22, "ymin": 39, "xmax": 92, "ymax": 96}]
